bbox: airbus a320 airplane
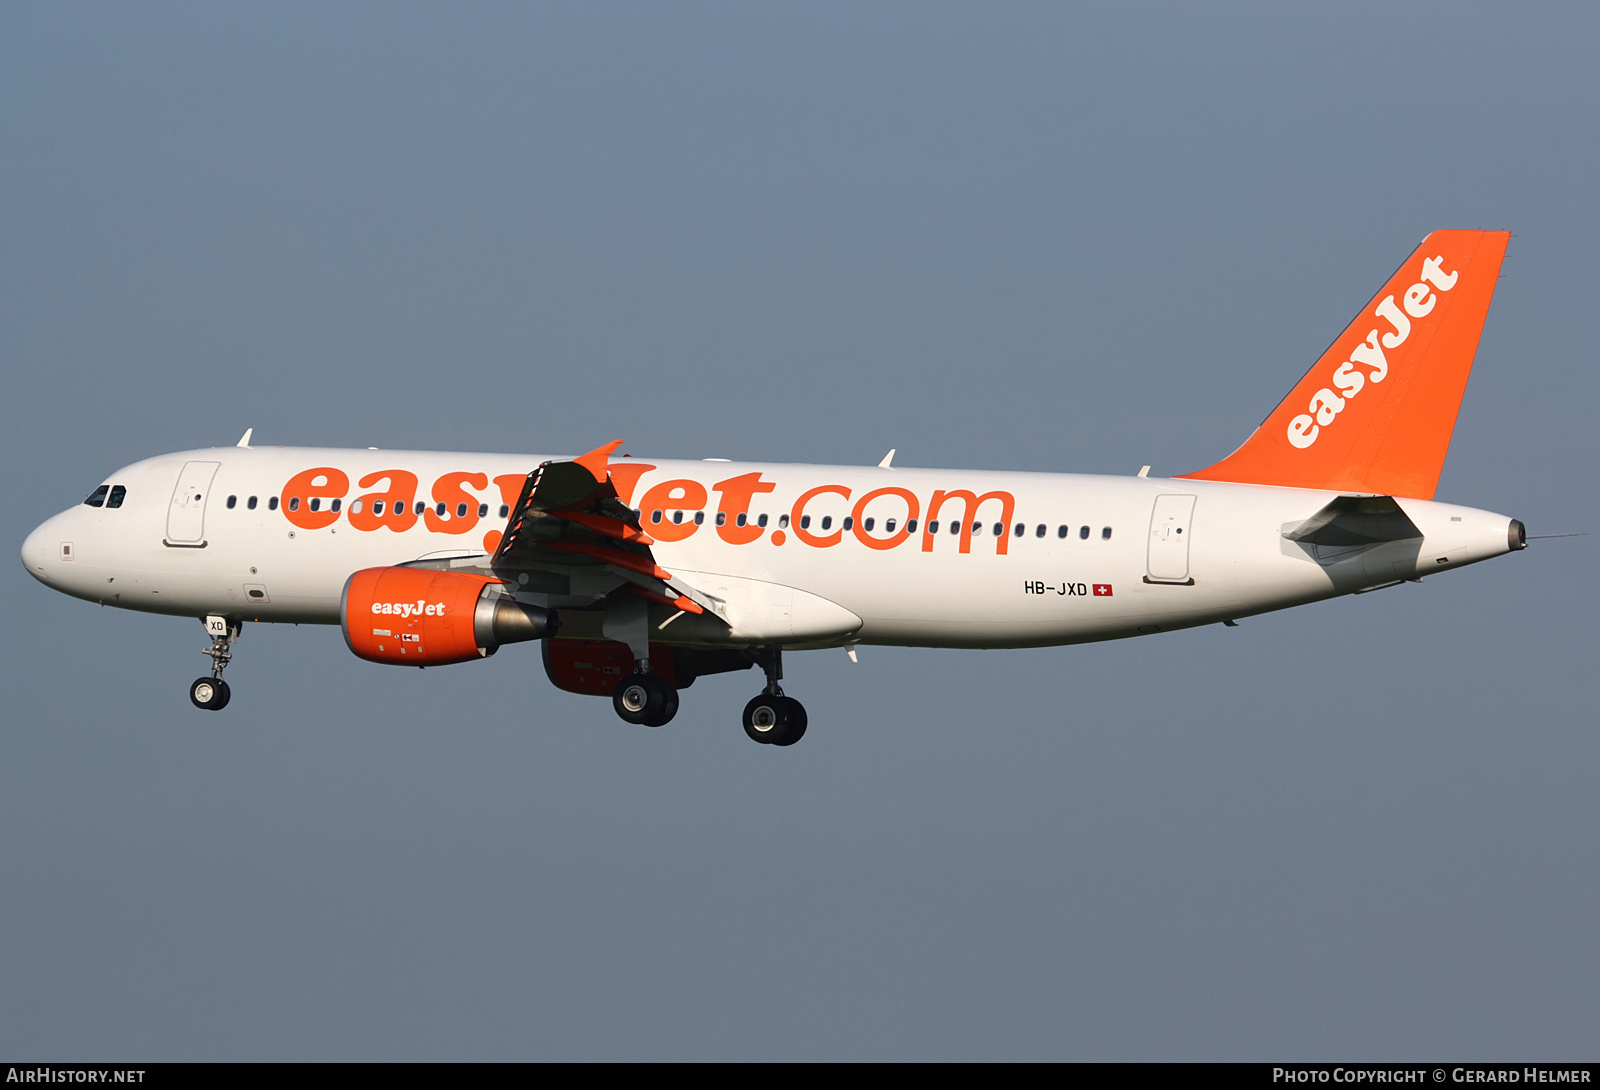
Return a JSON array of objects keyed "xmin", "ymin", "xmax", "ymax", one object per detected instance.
[{"xmin": 22, "ymin": 231, "xmax": 1524, "ymax": 747}]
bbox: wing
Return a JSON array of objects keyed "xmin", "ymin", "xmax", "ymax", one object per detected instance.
[{"xmin": 492, "ymin": 440, "xmax": 725, "ymax": 620}]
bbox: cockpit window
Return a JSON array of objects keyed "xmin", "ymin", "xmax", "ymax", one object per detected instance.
[
  {"xmin": 83, "ymin": 485, "xmax": 109, "ymax": 507},
  {"xmin": 106, "ymin": 485, "xmax": 126, "ymax": 509}
]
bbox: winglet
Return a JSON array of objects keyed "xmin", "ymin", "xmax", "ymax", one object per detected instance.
[
  {"xmin": 573, "ymin": 440, "xmax": 624, "ymax": 483},
  {"xmin": 236, "ymin": 428, "xmax": 253, "ymax": 448},
  {"xmin": 878, "ymin": 449, "xmax": 896, "ymax": 469}
]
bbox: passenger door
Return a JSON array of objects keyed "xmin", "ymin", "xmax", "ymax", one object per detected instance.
[{"xmin": 165, "ymin": 461, "xmax": 220, "ymax": 546}]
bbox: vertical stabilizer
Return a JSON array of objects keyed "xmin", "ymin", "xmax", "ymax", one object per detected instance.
[{"xmin": 1179, "ymin": 230, "xmax": 1509, "ymax": 499}]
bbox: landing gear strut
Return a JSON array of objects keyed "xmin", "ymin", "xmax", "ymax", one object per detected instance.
[
  {"xmin": 190, "ymin": 615, "xmax": 238, "ymax": 711},
  {"xmin": 743, "ymin": 648, "xmax": 807, "ymax": 746},
  {"xmin": 613, "ymin": 665, "xmax": 678, "ymax": 727}
]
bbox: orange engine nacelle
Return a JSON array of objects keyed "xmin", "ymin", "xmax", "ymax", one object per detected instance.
[{"xmin": 341, "ymin": 567, "xmax": 556, "ymax": 667}]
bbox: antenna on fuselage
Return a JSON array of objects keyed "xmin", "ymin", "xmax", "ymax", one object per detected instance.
[{"xmin": 236, "ymin": 428, "xmax": 253, "ymax": 448}]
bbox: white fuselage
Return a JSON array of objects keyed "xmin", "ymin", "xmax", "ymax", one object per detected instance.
[{"xmin": 21, "ymin": 445, "xmax": 1518, "ymax": 651}]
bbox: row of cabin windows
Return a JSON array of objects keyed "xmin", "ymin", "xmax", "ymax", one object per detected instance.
[
  {"xmin": 226, "ymin": 497, "xmax": 513, "ymax": 519},
  {"xmin": 194, "ymin": 493, "xmax": 1115, "ymax": 542},
  {"xmin": 637, "ymin": 508, "xmax": 1113, "ymax": 541},
  {"xmin": 83, "ymin": 484, "xmax": 128, "ymax": 508}
]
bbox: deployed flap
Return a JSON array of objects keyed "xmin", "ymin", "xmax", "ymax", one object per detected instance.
[
  {"xmin": 1180, "ymin": 230, "xmax": 1509, "ymax": 499},
  {"xmin": 1285, "ymin": 495, "xmax": 1422, "ymax": 548}
]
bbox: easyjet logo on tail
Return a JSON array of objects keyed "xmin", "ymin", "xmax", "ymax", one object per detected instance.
[{"xmin": 1287, "ymin": 255, "xmax": 1459, "ymax": 449}]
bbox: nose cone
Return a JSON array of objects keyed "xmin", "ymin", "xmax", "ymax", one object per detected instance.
[{"xmin": 21, "ymin": 513, "xmax": 66, "ymax": 589}]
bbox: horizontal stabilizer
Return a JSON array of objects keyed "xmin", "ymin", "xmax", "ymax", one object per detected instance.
[{"xmin": 1284, "ymin": 495, "xmax": 1422, "ymax": 548}]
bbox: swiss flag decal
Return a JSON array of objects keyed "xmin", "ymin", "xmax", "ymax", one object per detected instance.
[{"xmin": 1092, "ymin": 584, "xmax": 1113, "ymax": 596}]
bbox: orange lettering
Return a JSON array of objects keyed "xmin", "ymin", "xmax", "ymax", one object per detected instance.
[
  {"xmin": 636, "ymin": 479, "xmax": 708, "ymax": 542},
  {"xmin": 424, "ymin": 472, "xmax": 488, "ymax": 535},
  {"xmin": 713, "ymin": 473, "xmax": 777, "ymax": 544},
  {"xmin": 791, "ymin": 484, "xmax": 852, "ymax": 548},
  {"xmin": 281, "ymin": 468, "xmax": 349, "ymax": 530},
  {"xmin": 608, "ymin": 462, "xmax": 657, "ymax": 507},
  {"xmin": 491, "ymin": 473, "xmax": 527, "ymax": 513},
  {"xmin": 923, "ymin": 489, "xmax": 1014, "ymax": 554},
  {"xmin": 348, "ymin": 470, "xmax": 420, "ymax": 533},
  {"xmin": 851, "ymin": 487, "xmax": 919, "ymax": 551}
]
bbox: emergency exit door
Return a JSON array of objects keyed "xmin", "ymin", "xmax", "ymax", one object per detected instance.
[{"xmin": 1146, "ymin": 494, "xmax": 1196, "ymax": 584}]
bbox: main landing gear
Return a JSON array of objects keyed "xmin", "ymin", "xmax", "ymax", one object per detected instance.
[
  {"xmin": 608, "ymin": 647, "xmax": 809, "ymax": 745},
  {"xmin": 612, "ymin": 669, "xmax": 678, "ymax": 728},
  {"xmin": 742, "ymin": 648, "xmax": 807, "ymax": 747},
  {"xmin": 189, "ymin": 615, "xmax": 239, "ymax": 711}
]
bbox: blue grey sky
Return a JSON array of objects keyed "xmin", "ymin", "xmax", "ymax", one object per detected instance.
[{"xmin": 3, "ymin": 2, "xmax": 1596, "ymax": 1059}]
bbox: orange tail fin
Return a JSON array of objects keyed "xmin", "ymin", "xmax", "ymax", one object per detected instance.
[{"xmin": 1178, "ymin": 230, "xmax": 1509, "ymax": 499}]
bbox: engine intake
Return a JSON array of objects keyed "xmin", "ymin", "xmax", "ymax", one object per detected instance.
[{"xmin": 342, "ymin": 566, "xmax": 556, "ymax": 666}]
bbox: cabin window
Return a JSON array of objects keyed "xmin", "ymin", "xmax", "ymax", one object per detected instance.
[
  {"xmin": 1079, "ymin": 525, "xmax": 1090, "ymax": 540},
  {"xmin": 757, "ymin": 513, "xmax": 768, "ymax": 528},
  {"xmin": 331, "ymin": 499, "xmax": 341, "ymax": 513},
  {"xmin": 350, "ymin": 500, "xmax": 363, "ymax": 514},
  {"xmin": 227, "ymin": 495, "xmax": 237, "ymax": 509},
  {"xmin": 1102, "ymin": 526, "xmax": 1112, "ymax": 540},
  {"xmin": 1057, "ymin": 525, "xmax": 1068, "ymax": 538},
  {"xmin": 1035, "ymin": 524, "xmax": 1045, "ymax": 538},
  {"xmin": 500, "ymin": 505, "xmax": 510, "ymax": 518},
  {"xmin": 269, "ymin": 497, "xmax": 279, "ymax": 511},
  {"xmin": 736, "ymin": 512, "xmax": 748, "ymax": 527},
  {"xmin": 991, "ymin": 523, "xmax": 1003, "ymax": 537},
  {"xmin": 456, "ymin": 502, "xmax": 468, "ymax": 518},
  {"xmin": 247, "ymin": 496, "xmax": 258, "ymax": 510},
  {"xmin": 864, "ymin": 517, "xmax": 875, "ymax": 532},
  {"xmin": 950, "ymin": 521, "xmax": 960, "ymax": 536},
  {"xmin": 820, "ymin": 516, "xmax": 832, "ymax": 531},
  {"xmin": 436, "ymin": 502, "xmax": 446, "ymax": 516},
  {"xmin": 884, "ymin": 518, "xmax": 895, "ymax": 533},
  {"xmin": 929, "ymin": 520, "xmax": 940, "ymax": 534},
  {"xmin": 651, "ymin": 510, "xmax": 662, "ymax": 524},
  {"xmin": 906, "ymin": 519, "xmax": 918, "ymax": 533},
  {"xmin": 694, "ymin": 511, "xmax": 704, "ymax": 525},
  {"xmin": 972, "ymin": 521, "xmax": 982, "ymax": 534},
  {"xmin": 83, "ymin": 485, "xmax": 109, "ymax": 507},
  {"xmin": 1014, "ymin": 523, "xmax": 1024, "ymax": 537},
  {"xmin": 841, "ymin": 516, "xmax": 852, "ymax": 530},
  {"xmin": 373, "ymin": 500, "xmax": 385, "ymax": 515},
  {"xmin": 800, "ymin": 515, "xmax": 811, "ymax": 530},
  {"xmin": 309, "ymin": 498, "xmax": 320, "ymax": 512},
  {"xmin": 716, "ymin": 511, "xmax": 727, "ymax": 526},
  {"xmin": 106, "ymin": 485, "xmax": 126, "ymax": 509},
  {"xmin": 779, "ymin": 514, "xmax": 790, "ymax": 529},
  {"xmin": 416, "ymin": 501, "xmax": 426, "ymax": 516},
  {"xmin": 289, "ymin": 497, "xmax": 300, "ymax": 512},
  {"xmin": 672, "ymin": 511, "xmax": 683, "ymax": 524},
  {"xmin": 478, "ymin": 504, "xmax": 488, "ymax": 518}
]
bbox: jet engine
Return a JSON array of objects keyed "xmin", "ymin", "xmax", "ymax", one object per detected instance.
[{"xmin": 341, "ymin": 566, "xmax": 556, "ymax": 667}]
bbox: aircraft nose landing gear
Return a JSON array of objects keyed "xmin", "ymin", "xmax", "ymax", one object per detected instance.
[
  {"xmin": 743, "ymin": 648, "xmax": 807, "ymax": 746},
  {"xmin": 190, "ymin": 615, "xmax": 239, "ymax": 711}
]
